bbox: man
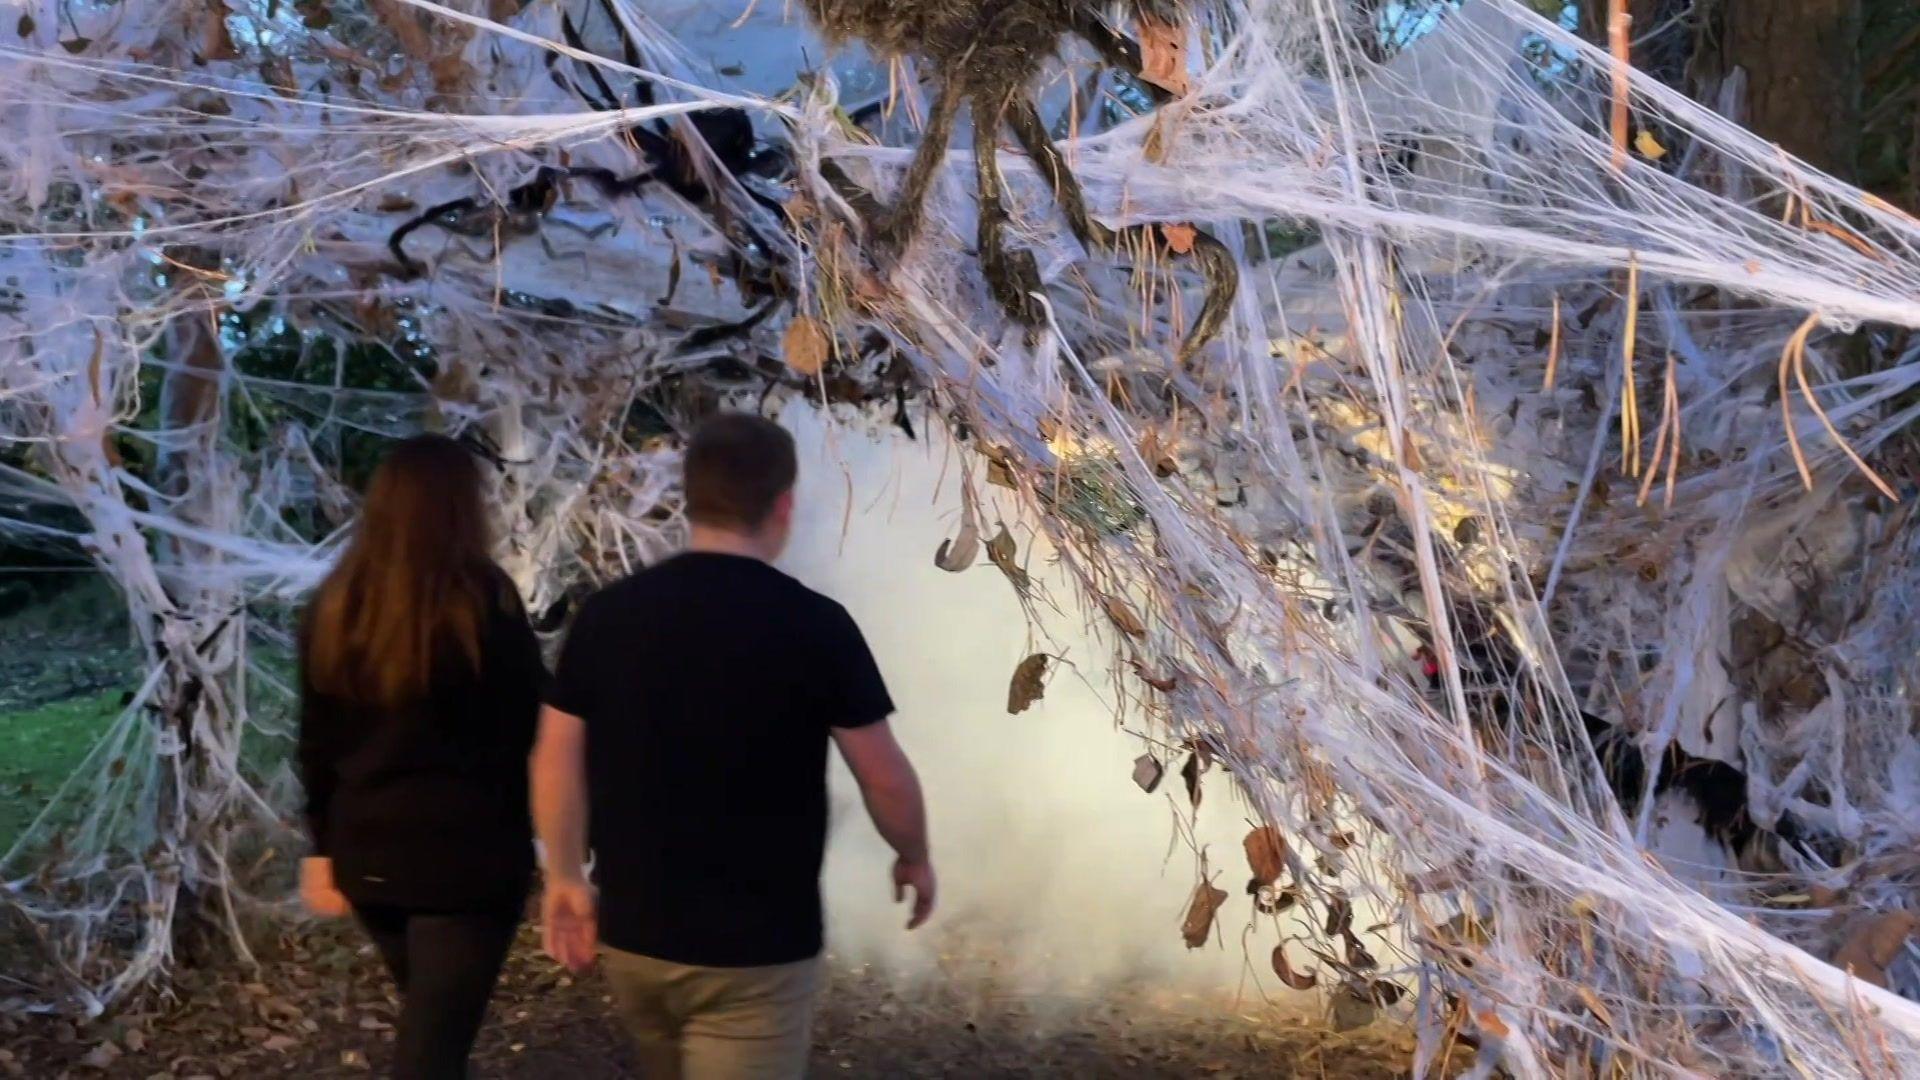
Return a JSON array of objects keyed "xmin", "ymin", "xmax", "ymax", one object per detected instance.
[{"xmin": 530, "ymin": 412, "xmax": 934, "ymax": 1079}]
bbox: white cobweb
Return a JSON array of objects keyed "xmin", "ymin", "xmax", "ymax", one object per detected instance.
[{"xmin": 3, "ymin": 0, "xmax": 1920, "ymax": 1074}]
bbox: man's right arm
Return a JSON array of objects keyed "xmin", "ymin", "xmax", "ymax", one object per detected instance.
[
  {"xmin": 531, "ymin": 704, "xmax": 598, "ymax": 970},
  {"xmin": 832, "ymin": 721, "xmax": 935, "ymax": 929}
]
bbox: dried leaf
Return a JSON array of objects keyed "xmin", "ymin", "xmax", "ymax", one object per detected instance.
[
  {"xmin": 200, "ymin": 1, "xmax": 238, "ymax": 62},
  {"xmin": 1833, "ymin": 910, "xmax": 1919, "ymax": 988},
  {"xmin": 1102, "ymin": 594, "xmax": 1147, "ymax": 638},
  {"xmin": 1180, "ymin": 880, "xmax": 1228, "ymax": 948},
  {"xmin": 1324, "ymin": 893, "xmax": 1354, "ymax": 936},
  {"xmin": 78, "ymin": 1041, "xmax": 118, "ymax": 1070},
  {"xmin": 985, "ymin": 457, "xmax": 1017, "ymax": 489},
  {"xmin": 1160, "ymin": 223, "xmax": 1197, "ymax": 254},
  {"xmin": 1128, "ymin": 660, "xmax": 1177, "ymax": 693},
  {"xmin": 934, "ymin": 519, "xmax": 980, "ymax": 572},
  {"xmin": 1181, "ymin": 751, "xmax": 1202, "ymax": 808},
  {"xmin": 984, "ymin": 525, "xmax": 1029, "ymax": 593},
  {"xmin": 1243, "ymin": 827, "xmax": 1287, "ymax": 888},
  {"xmin": 1131, "ymin": 753, "xmax": 1164, "ymax": 793},
  {"xmin": 1634, "ymin": 128, "xmax": 1668, "ymax": 160},
  {"xmin": 60, "ymin": 35, "xmax": 92, "ymax": 54},
  {"xmin": 1575, "ymin": 986, "xmax": 1615, "ymax": 1029},
  {"xmin": 1007, "ymin": 653, "xmax": 1049, "ymax": 714},
  {"xmin": 782, "ymin": 315, "xmax": 829, "ymax": 376},
  {"xmin": 1476, "ymin": 1008, "xmax": 1511, "ymax": 1040},
  {"xmin": 1343, "ymin": 931, "xmax": 1377, "ymax": 971},
  {"xmin": 1365, "ymin": 979, "xmax": 1405, "ymax": 1006},
  {"xmin": 1271, "ymin": 943, "xmax": 1317, "ymax": 990},
  {"xmin": 1137, "ymin": 15, "xmax": 1191, "ymax": 97},
  {"xmin": 17, "ymin": 12, "xmax": 36, "ymax": 37}
]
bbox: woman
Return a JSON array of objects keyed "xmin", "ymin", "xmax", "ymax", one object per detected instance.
[{"xmin": 297, "ymin": 434, "xmax": 546, "ymax": 1080}]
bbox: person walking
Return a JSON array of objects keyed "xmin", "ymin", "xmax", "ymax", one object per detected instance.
[
  {"xmin": 297, "ymin": 434, "xmax": 547, "ymax": 1080},
  {"xmin": 531, "ymin": 412, "xmax": 933, "ymax": 1080}
]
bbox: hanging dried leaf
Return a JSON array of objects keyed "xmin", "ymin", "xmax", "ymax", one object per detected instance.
[
  {"xmin": 1634, "ymin": 128, "xmax": 1668, "ymax": 160},
  {"xmin": 985, "ymin": 456, "xmax": 1017, "ymax": 489},
  {"xmin": 1102, "ymin": 594, "xmax": 1147, "ymax": 638},
  {"xmin": 1343, "ymin": 931, "xmax": 1377, "ymax": 971},
  {"xmin": 1832, "ymin": 910, "xmax": 1919, "ymax": 988},
  {"xmin": 1181, "ymin": 751, "xmax": 1202, "ymax": 808},
  {"xmin": 934, "ymin": 519, "xmax": 980, "ymax": 572},
  {"xmin": 1366, "ymin": 979, "xmax": 1405, "ymax": 1006},
  {"xmin": 1128, "ymin": 660, "xmax": 1178, "ymax": 693},
  {"xmin": 782, "ymin": 315, "xmax": 829, "ymax": 376},
  {"xmin": 1575, "ymin": 986, "xmax": 1615, "ymax": 1029},
  {"xmin": 1180, "ymin": 880, "xmax": 1228, "ymax": 949},
  {"xmin": 1007, "ymin": 653, "xmax": 1049, "ymax": 714},
  {"xmin": 1137, "ymin": 15, "xmax": 1191, "ymax": 97},
  {"xmin": 1271, "ymin": 944, "xmax": 1317, "ymax": 990},
  {"xmin": 1131, "ymin": 753, "xmax": 1164, "ymax": 793},
  {"xmin": 1244, "ymin": 826, "xmax": 1287, "ymax": 888},
  {"xmin": 1476, "ymin": 1009, "xmax": 1512, "ymax": 1040},
  {"xmin": 1160, "ymin": 223, "xmax": 1197, "ymax": 254},
  {"xmin": 984, "ymin": 525, "xmax": 1029, "ymax": 593},
  {"xmin": 1324, "ymin": 893, "xmax": 1354, "ymax": 937},
  {"xmin": 1254, "ymin": 884, "xmax": 1299, "ymax": 914},
  {"xmin": 18, "ymin": 12, "xmax": 36, "ymax": 37}
]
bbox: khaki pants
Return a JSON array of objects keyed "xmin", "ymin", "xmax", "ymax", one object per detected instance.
[{"xmin": 601, "ymin": 947, "xmax": 823, "ymax": 1080}]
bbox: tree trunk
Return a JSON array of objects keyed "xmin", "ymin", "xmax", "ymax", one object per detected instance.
[{"xmin": 1697, "ymin": 0, "xmax": 1865, "ymax": 182}]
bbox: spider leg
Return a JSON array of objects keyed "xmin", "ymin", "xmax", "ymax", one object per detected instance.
[
  {"xmin": 1003, "ymin": 94, "xmax": 1115, "ymax": 251},
  {"xmin": 1005, "ymin": 95, "xmax": 1236, "ymax": 362},
  {"xmin": 871, "ymin": 84, "xmax": 965, "ymax": 258},
  {"xmin": 1067, "ymin": 9, "xmax": 1173, "ymax": 107},
  {"xmin": 972, "ymin": 95, "xmax": 1047, "ymax": 333}
]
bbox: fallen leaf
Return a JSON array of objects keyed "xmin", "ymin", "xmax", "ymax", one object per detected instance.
[
  {"xmin": 1343, "ymin": 931, "xmax": 1377, "ymax": 971},
  {"xmin": 1161, "ymin": 223, "xmax": 1197, "ymax": 254},
  {"xmin": 1101, "ymin": 594, "xmax": 1147, "ymax": 638},
  {"xmin": 1007, "ymin": 653, "xmax": 1048, "ymax": 714},
  {"xmin": 78, "ymin": 1042, "xmax": 118, "ymax": 1070},
  {"xmin": 377, "ymin": 193, "xmax": 417, "ymax": 213},
  {"xmin": 263, "ymin": 1034, "xmax": 299, "ymax": 1052},
  {"xmin": 1180, "ymin": 880, "xmax": 1228, "ymax": 948},
  {"xmin": 1131, "ymin": 753, "xmax": 1164, "ymax": 793},
  {"xmin": 1366, "ymin": 979, "xmax": 1405, "ymax": 1006},
  {"xmin": 1137, "ymin": 15, "xmax": 1191, "ymax": 97},
  {"xmin": 1243, "ymin": 827, "xmax": 1287, "ymax": 888},
  {"xmin": 1634, "ymin": 128, "xmax": 1668, "ymax": 160},
  {"xmin": 1271, "ymin": 943, "xmax": 1317, "ymax": 990},
  {"xmin": 782, "ymin": 315, "xmax": 829, "ymax": 376}
]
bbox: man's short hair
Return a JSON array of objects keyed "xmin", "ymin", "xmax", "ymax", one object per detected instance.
[{"xmin": 683, "ymin": 413, "xmax": 798, "ymax": 530}]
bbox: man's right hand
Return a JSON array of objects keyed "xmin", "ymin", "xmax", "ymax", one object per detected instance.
[
  {"xmin": 541, "ymin": 876, "xmax": 598, "ymax": 973},
  {"xmin": 892, "ymin": 857, "xmax": 936, "ymax": 930}
]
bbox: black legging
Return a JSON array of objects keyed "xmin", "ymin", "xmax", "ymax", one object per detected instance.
[{"xmin": 355, "ymin": 905, "xmax": 520, "ymax": 1080}]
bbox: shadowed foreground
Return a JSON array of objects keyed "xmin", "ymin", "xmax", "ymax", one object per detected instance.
[{"xmin": 3, "ymin": 919, "xmax": 1413, "ymax": 1078}]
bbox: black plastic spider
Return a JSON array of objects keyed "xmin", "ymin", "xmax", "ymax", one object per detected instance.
[{"xmin": 805, "ymin": 0, "xmax": 1238, "ymax": 362}]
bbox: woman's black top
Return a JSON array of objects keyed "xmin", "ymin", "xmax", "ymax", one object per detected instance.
[{"xmin": 297, "ymin": 568, "xmax": 546, "ymax": 911}]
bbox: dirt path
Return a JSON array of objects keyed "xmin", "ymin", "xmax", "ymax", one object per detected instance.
[{"xmin": 3, "ymin": 922, "xmax": 1412, "ymax": 1078}]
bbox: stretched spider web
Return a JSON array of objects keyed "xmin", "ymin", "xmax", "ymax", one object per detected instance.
[{"xmin": 3, "ymin": 0, "xmax": 1920, "ymax": 1075}]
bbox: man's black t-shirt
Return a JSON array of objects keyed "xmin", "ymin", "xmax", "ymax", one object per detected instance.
[{"xmin": 546, "ymin": 552, "xmax": 894, "ymax": 968}]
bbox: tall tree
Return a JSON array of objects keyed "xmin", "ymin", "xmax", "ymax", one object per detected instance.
[{"xmin": 1694, "ymin": 0, "xmax": 1865, "ymax": 182}]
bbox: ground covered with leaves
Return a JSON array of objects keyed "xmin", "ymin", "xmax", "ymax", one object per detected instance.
[{"xmin": 2, "ymin": 919, "xmax": 1413, "ymax": 1078}]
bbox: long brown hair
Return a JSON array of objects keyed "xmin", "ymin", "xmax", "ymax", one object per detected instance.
[{"xmin": 304, "ymin": 434, "xmax": 495, "ymax": 707}]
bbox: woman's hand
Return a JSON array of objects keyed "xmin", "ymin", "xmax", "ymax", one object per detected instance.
[
  {"xmin": 541, "ymin": 876, "xmax": 599, "ymax": 973},
  {"xmin": 299, "ymin": 857, "xmax": 351, "ymax": 918}
]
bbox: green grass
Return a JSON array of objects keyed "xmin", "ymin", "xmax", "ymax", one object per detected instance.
[{"xmin": 0, "ymin": 689, "xmax": 124, "ymax": 854}]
